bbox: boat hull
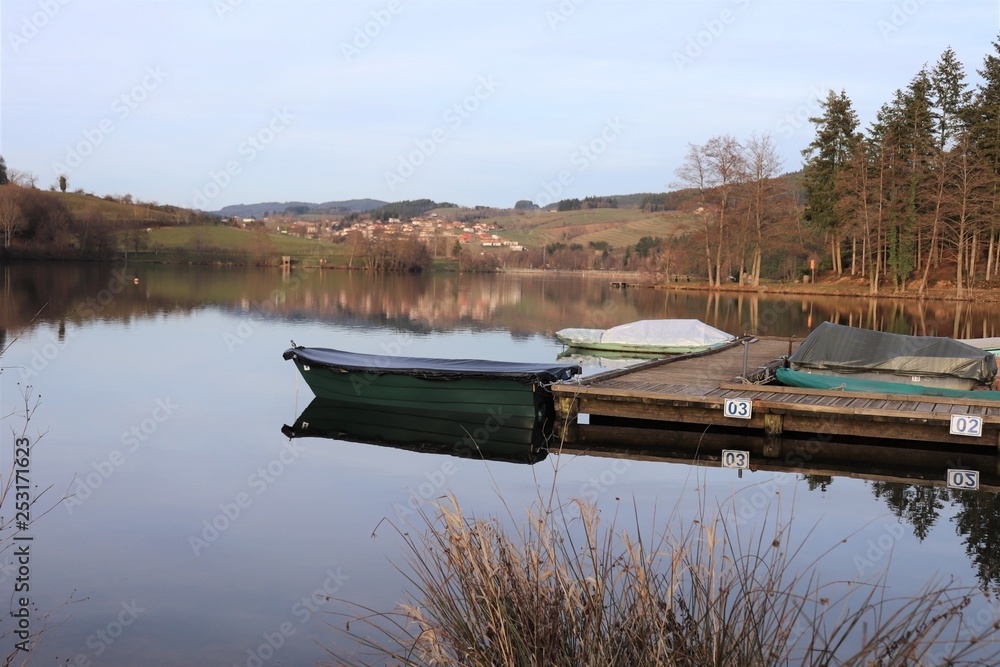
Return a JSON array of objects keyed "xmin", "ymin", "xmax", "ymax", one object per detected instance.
[
  {"xmin": 286, "ymin": 356, "xmax": 553, "ymax": 422},
  {"xmin": 776, "ymin": 367, "xmax": 1000, "ymax": 400},
  {"xmin": 556, "ymin": 339, "xmax": 728, "ymax": 356}
]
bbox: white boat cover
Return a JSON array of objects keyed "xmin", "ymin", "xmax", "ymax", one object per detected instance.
[{"xmin": 557, "ymin": 319, "xmax": 734, "ymax": 348}]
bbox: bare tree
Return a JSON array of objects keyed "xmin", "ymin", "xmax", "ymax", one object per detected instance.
[
  {"xmin": 0, "ymin": 187, "xmax": 24, "ymax": 248},
  {"xmin": 7, "ymin": 169, "xmax": 38, "ymax": 188},
  {"xmin": 674, "ymin": 143, "xmax": 717, "ymax": 282},
  {"xmin": 702, "ymin": 134, "xmax": 745, "ymax": 286},
  {"xmin": 744, "ymin": 133, "xmax": 784, "ymax": 286}
]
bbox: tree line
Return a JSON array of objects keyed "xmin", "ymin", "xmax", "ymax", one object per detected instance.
[
  {"xmin": 674, "ymin": 133, "xmax": 801, "ymax": 287},
  {"xmin": 802, "ymin": 41, "xmax": 1000, "ymax": 296}
]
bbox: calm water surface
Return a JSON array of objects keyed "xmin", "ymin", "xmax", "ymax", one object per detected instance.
[{"xmin": 2, "ymin": 264, "xmax": 1000, "ymax": 665}]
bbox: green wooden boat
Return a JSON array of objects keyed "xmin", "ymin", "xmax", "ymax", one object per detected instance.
[
  {"xmin": 282, "ymin": 397, "xmax": 551, "ymax": 463},
  {"xmin": 778, "ymin": 323, "xmax": 1000, "ymax": 399},
  {"xmin": 776, "ymin": 366, "xmax": 1000, "ymax": 400},
  {"xmin": 283, "ymin": 343, "xmax": 581, "ymax": 428}
]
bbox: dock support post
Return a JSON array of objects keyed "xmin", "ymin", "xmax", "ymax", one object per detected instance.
[
  {"xmin": 996, "ymin": 430, "xmax": 1000, "ymax": 478},
  {"xmin": 555, "ymin": 395, "xmax": 579, "ymax": 444},
  {"xmin": 763, "ymin": 413, "xmax": 783, "ymax": 458}
]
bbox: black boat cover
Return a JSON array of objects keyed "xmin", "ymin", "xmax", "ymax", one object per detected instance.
[
  {"xmin": 788, "ymin": 322, "xmax": 998, "ymax": 383},
  {"xmin": 283, "ymin": 346, "xmax": 581, "ymax": 383}
]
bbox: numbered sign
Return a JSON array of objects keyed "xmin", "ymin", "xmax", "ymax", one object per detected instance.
[
  {"xmin": 722, "ymin": 449, "xmax": 750, "ymax": 469},
  {"xmin": 724, "ymin": 398, "xmax": 752, "ymax": 420},
  {"xmin": 949, "ymin": 414, "xmax": 983, "ymax": 437},
  {"xmin": 947, "ymin": 469, "xmax": 980, "ymax": 490}
]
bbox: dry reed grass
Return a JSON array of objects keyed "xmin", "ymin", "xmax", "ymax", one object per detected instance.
[{"xmin": 325, "ymin": 481, "xmax": 1000, "ymax": 667}]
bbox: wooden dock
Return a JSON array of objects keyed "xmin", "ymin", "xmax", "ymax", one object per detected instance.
[{"xmin": 552, "ymin": 338, "xmax": 1000, "ymax": 483}]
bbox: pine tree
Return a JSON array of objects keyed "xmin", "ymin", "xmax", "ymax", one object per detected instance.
[
  {"xmin": 802, "ymin": 89, "xmax": 858, "ymax": 275},
  {"xmin": 0, "ymin": 156, "xmax": 8, "ymax": 186},
  {"xmin": 917, "ymin": 50, "xmax": 972, "ymax": 292},
  {"xmin": 968, "ymin": 35, "xmax": 1000, "ymax": 281}
]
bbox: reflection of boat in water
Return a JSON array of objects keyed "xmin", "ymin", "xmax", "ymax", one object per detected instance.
[
  {"xmin": 282, "ymin": 398, "xmax": 550, "ymax": 464},
  {"xmin": 555, "ymin": 319, "xmax": 735, "ymax": 356},
  {"xmin": 776, "ymin": 322, "xmax": 1000, "ymax": 399},
  {"xmin": 284, "ymin": 343, "xmax": 581, "ymax": 421}
]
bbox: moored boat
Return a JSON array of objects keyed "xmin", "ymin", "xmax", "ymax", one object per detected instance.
[
  {"xmin": 777, "ymin": 322, "xmax": 1000, "ymax": 398},
  {"xmin": 555, "ymin": 319, "xmax": 735, "ymax": 356},
  {"xmin": 283, "ymin": 343, "xmax": 582, "ymax": 428}
]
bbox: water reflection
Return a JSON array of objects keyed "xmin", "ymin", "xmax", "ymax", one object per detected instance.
[
  {"xmin": 282, "ymin": 397, "xmax": 549, "ymax": 464},
  {"xmin": 4, "ymin": 263, "xmax": 1000, "ymax": 341}
]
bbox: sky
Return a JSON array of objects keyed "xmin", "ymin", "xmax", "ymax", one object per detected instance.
[{"xmin": 1, "ymin": 0, "xmax": 998, "ymax": 211}]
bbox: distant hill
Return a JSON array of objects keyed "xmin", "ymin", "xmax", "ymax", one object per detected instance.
[{"xmin": 214, "ymin": 198, "xmax": 387, "ymax": 219}]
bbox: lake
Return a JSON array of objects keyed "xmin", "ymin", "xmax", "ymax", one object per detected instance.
[{"xmin": 2, "ymin": 263, "xmax": 1000, "ymax": 665}]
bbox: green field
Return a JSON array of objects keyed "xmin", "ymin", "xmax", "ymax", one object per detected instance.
[
  {"xmin": 490, "ymin": 208, "xmax": 699, "ymax": 249},
  {"xmin": 55, "ymin": 191, "xmax": 201, "ymax": 223},
  {"xmin": 146, "ymin": 225, "xmax": 351, "ymax": 264}
]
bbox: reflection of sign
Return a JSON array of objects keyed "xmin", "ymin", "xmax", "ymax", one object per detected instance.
[
  {"xmin": 949, "ymin": 414, "xmax": 983, "ymax": 437},
  {"xmin": 724, "ymin": 398, "xmax": 752, "ymax": 419},
  {"xmin": 722, "ymin": 449, "xmax": 749, "ymax": 469},
  {"xmin": 810, "ymin": 259, "xmax": 815, "ymax": 270},
  {"xmin": 947, "ymin": 469, "xmax": 980, "ymax": 490}
]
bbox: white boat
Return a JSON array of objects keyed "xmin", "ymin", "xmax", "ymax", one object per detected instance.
[
  {"xmin": 554, "ymin": 319, "xmax": 735, "ymax": 356},
  {"xmin": 961, "ymin": 337, "xmax": 1000, "ymax": 356}
]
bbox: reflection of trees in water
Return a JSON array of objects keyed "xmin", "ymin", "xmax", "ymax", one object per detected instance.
[
  {"xmin": 5, "ymin": 264, "xmax": 1000, "ymax": 340},
  {"xmin": 803, "ymin": 474, "xmax": 833, "ymax": 492},
  {"xmin": 949, "ymin": 489, "xmax": 1000, "ymax": 594},
  {"xmin": 869, "ymin": 481, "xmax": 1000, "ymax": 593},
  {"xmin": 870, "ymin": 481, "xmax": 946, "ymax": 542}
]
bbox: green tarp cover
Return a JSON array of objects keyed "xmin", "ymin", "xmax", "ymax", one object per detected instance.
[
  {"xmin": 776, "ymin": 367, "xmax": 1000, "ymax": 400},
  {"xmin": 788, "ymin": 322, "xmax": 997, "ymax": 383}
]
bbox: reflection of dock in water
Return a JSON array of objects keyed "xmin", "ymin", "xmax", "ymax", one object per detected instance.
[{"xmin": 553, "ymin": 338, "xmax": 1000, "ymax": 485}]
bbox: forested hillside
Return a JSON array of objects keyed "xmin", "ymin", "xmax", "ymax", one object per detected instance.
[{"xmin": 799, "ymin": 43, "xmax": 1000, "ymax": 296}]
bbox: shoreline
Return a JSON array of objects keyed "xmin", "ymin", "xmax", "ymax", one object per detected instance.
[{"xmin": 4, "ymin": 256, "xmax": 998, "ymax": 302}]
